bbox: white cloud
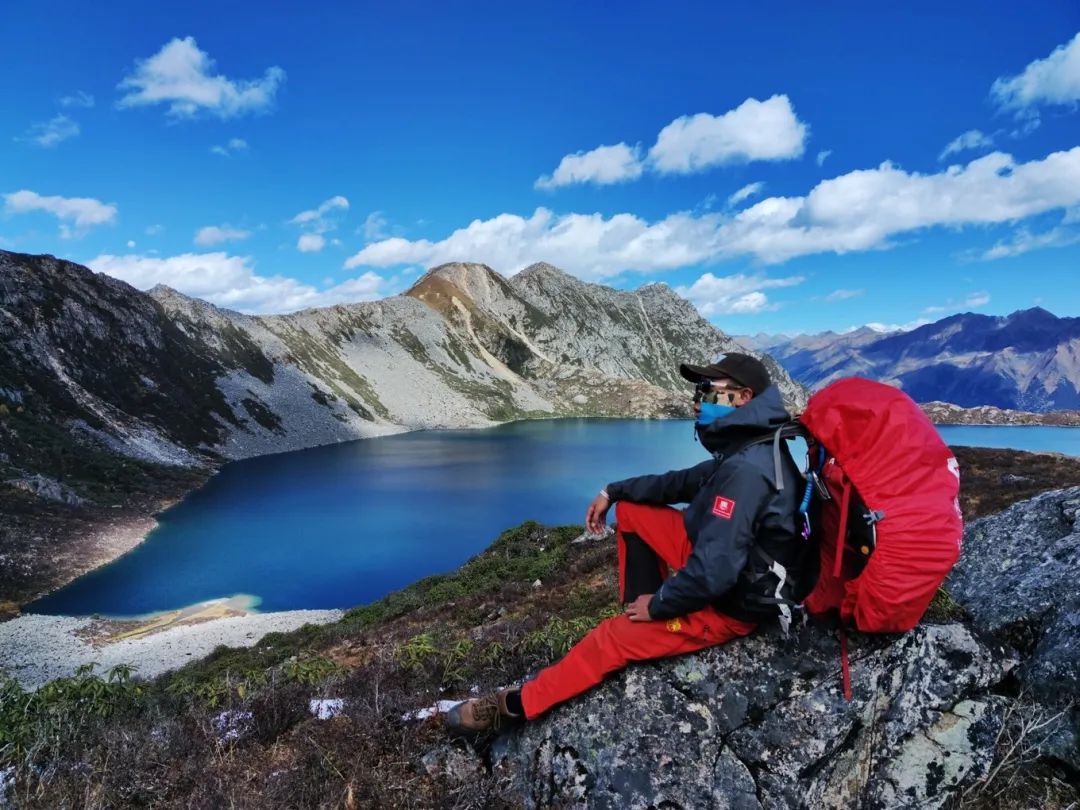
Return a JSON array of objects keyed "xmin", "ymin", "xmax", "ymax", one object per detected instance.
[
  {"xmin": 126, "ymin": 240, "xmax": 136, "ymax": 248},
  {"xmin": 673, "ymin": 272, "xmax": 804, "ymax": 316},
  {"xmin": 346, "ymin": 147, "xmax": 1080, "ymax": 277},
  {"xmin": 194, "ymin": 225, "xmax": 251, "ymax": 246},
  {"xmin": 3, "ymin": 189, "xmax": 117, "ymax": 238},
  {"xmin": 992, "ymin": 31, "xmax": 1080, "ymax": 114},
  {"xmin": 361, "ymin": 211, "xmax": 389, "ymax": 242},
  {"xmin": 345, "ymin": 208, "xmax": 728, "ymax": 279},
  {"xmin": 22, "ymin": 115, "xmax": 79, "ymax": 148},
  {"xmin": 117, "ymin": 37, "xmax": 285, "ymax": 120},
  {"xmin": 290, "ymin": 195, "xmax": 349, "ymax": 232},
  {"xmin": 210, "ymin": 137, "xmax": 249, "ymax": 157},
  {"xmin": 535, "ymin": 143, "xmax": 643, "ymax": 189},
  {"xmin": 59, "ymin": 90, "xmax": 95, "ymax": 108},
  {"xmin": 536, "ymin": 96, "xmax": 807, "ymax": 190},
  {"xmin": 816, "ymin": 149, "xmax": 832, "ymax": 167},
  {"xmin": 924, "ymin": 291, "xmax": 990, "ymax": 314},
  {"xmin": 297, "ymin": 233, "xmax": 326, "ymax": 252},
  {"xmin": 982, "ymin": 223, "xmax": 1080, "ymax": 259},
  {"xmin": 648, "ymin": 95, "xmax": 807, "ymax": 174},
  {"xmin": 824, "ymin": 288, "xmax": 864, "ymax": 302},
  {"xmin": 863, "ymin": 318, "xmax": 931, "ymax": 333},
  {"xmin": 727, "ymin": 182, "xmax": 765, "ymax": 207},
  {"xmin": 145, "ymin": 224, "xmax": 164, "ymax": 235},
  {"xmin": 939, "ymin": 129, "xmax": 994, "ymax": 161},
  {"xmin": 89, "ymin": 252, "xmax": 387, "ymax": 314}
]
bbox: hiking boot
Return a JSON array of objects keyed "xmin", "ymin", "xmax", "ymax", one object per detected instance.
[{"xmin": 445, "ymin": 688, "xmax": 521, "ymax": 734}]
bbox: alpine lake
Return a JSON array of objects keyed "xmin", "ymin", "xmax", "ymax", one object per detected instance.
[{"xmin": 26, "ymin": 419, "xmax": 1080, "ymax": 618}]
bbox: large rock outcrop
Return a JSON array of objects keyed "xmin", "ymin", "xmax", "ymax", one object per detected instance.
[
  {"xmin": 420, "ymin": 488, "xmax": 1080, "ymax": 809},
  {"xmin": 949, "ymin": 485, "xmax": 1080, "ymax": 770},
  {"xmin": 479, "ymin": 625, "xmax": 1006, "ymax": 809}
]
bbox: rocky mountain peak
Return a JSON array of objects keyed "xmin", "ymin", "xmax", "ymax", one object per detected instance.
[
  {"xmin": 634, "ymin": 282, "xmax": 687, "ymax": 307},
  {"xmin": 424, "ymin": 261, "xmax": 501, "ymax": 288},
  {"xmin": 407, "ymin": 261, "xmax": 517, "ymax": 314},
  {"xmin": 516, "ymin": 261, "xmax": 569, "ymax": 280}
]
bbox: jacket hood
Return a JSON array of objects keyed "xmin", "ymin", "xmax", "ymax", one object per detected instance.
[{"xmin": 697, "ymin": 384, "xmax": 790, "ymax": 456}]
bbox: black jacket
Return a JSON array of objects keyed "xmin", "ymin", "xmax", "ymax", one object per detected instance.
[{"xmin": 605, "ymin": 385, "xmax": 809, "ymax": 623}]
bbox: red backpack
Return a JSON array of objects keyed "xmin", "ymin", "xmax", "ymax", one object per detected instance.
[
  {"xmin": 799, "ymin": 377, "xmax": 963, "ymax": 627},
  {"xmin": 791, "ymin": 378, "xmax": 963, "ymax": 694}
]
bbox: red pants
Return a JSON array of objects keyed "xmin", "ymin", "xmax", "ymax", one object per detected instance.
[{"xmin": 520, "ymin": 502, "xmax": 757, "ymax": 719}]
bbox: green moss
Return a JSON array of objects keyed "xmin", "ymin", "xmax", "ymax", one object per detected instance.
[
  {"xmin": 270, "ymin": 326, "xmax": 389, "ymax": 420},
  {"xmin": 441, "ymin": 336, "xmax": 473, "ymax": 368},
  {"xmin": 164, "ymin": 621, "xmax": 328, "ymax": 692},
  {"xmin": 217, "ymin": 322, "xmax": 275, "ymax": 384},
  {"xmin": 922, "ymin": 587, "xmax": 970, "ymax": 624},
  {"xmin": 241, "ymin": 395, "xmax": 285, "ymax": 434},
  {"xmin": 391, "ymin": 326, "xmax": 431, "ymax": 365}
]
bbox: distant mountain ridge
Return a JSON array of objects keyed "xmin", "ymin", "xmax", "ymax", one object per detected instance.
[{"xmin": 742, "ymin": 308, "xmax": 1080, "ymax": 411}]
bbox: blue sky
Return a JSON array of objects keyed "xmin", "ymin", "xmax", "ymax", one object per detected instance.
[{"xmin": 2, "ymin": 2, "xmax": 1079, "ymax": 334}]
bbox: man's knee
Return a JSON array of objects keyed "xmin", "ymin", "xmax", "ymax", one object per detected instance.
[{"xmin": 615, "ymin": 500, "xmax": 652, "ymax": 530}]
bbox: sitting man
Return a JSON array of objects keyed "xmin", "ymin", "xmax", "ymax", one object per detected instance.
[{"xmin": 447, "ymin": 352, "xmax": 810, "ymax": 733}]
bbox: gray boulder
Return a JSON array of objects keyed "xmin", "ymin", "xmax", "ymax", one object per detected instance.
[
  {"xmin": 485, "ymin": 624, "xmax": 1006, "ymax": 809},
  {"xmin": 949, "ymin": 485, "xmax": 1080, "ymax": 770},
  {"xmin": 949, "ymin": 486, "xmax": 1080, "ymax": 699}
]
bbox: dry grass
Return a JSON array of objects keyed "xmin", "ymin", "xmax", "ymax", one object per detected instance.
[{"xmin": 956, "ymin": 696, "xmax": 1078, "ymax": 810}]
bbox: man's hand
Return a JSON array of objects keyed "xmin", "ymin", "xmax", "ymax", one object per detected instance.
[
  {"xmin": 624, "ymin": 593, "xmax": 655, "ymax": 622},
  {"xmin": 585, "ymin": 492, "xmax": 611, "ymax": 534}
]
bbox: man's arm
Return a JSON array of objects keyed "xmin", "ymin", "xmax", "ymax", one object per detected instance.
[
  {"xmin": 605, "ymin": 458, "xmax": 718, "ymax": 506},
  {"xmin": 646, "ymin": 462, "xmax": 771, "ymax": 620}
]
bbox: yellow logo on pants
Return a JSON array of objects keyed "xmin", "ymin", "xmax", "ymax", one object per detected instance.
[{"xmin": 665, "ymin": 619, "xmax": 682, "ymax": 633}]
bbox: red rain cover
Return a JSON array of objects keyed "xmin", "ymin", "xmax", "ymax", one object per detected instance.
[{"xmin": 800, "ymin": 378, "xmax": 963, "ymax": 632}]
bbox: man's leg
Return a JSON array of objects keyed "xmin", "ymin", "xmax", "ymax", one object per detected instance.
[
  {"xmin": 616, "ymin": 501, "xmax": 693, "ymax": 568},
  {"xmin": 519, "ymin": 607, "xmax": 756, "ymax": 720},
  {"xmin": 616, "ymin": 502, "xmax": 693, "ymax": 603},
  {"xmin": 620, "ymin": 533, "xmax": 664, "ymax": 603}
]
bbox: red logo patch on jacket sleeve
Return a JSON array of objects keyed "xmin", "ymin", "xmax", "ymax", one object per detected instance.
[{"xmin": 712, "ymin": 496, "xmax": 736, "ymax": 519}]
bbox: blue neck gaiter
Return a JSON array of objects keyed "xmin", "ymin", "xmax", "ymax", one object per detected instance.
[{"xmin": 696, "ymin": 402, "xmax": 736, "ymax": 425}]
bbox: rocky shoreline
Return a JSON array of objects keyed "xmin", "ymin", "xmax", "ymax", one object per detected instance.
[
  {"xmin": 922, "ymin": 400, "xmax": 1080, "ymax": 426},
  {"xmin": 0, "ymin": 467, "xmax": 212, "ymax": 610}
]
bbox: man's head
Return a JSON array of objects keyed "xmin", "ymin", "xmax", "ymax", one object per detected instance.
[{"xmin": 680, "ymin": 353, "xmax": 771, "ymax": 412}]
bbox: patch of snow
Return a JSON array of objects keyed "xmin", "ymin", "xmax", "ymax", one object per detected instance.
[
  {"xmin": 211, "ymin": 710, "xmax": 252, "ymax": 742},
  {"xmin": 309, "ymin": 698, "xmax": 345, "ymax": 720}
]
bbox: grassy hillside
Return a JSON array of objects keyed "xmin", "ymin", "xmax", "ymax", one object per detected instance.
[{"xmin": 3, "ymin": 445, "xmax": 1080, "ymax": 808}]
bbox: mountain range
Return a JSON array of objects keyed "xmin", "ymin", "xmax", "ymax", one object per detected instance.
[
  {"xmin": 0, "ymin": 251, "xmax": 803, "ymax": 471},
  {"xmin": 742, "ymin": 308, "xmax": 1080, "ymax": 411}
]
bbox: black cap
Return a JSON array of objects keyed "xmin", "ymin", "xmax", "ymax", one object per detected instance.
[{"xmin": 679, "ymin": 352, "xmax": 771, "ymax": 396}]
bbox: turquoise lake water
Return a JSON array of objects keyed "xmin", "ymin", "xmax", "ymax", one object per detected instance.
[{"xmin": 26, "ymin": 420, "xmax": 1080, "ymax": 618}]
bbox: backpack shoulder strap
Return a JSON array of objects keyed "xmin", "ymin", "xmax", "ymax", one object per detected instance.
[{"xmin": 736, "ymin": 421, "xmax": 808, "ymax": 491}]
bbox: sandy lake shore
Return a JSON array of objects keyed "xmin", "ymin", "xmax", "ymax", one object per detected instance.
[{"xmin": 0, "ymin": 600, "xmax": 343, "ymax": 690}]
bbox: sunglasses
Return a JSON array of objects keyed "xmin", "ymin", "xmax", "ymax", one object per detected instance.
[{"xmin": 692, "ymin": 379, "xmax": 747, "ymax": 404}]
